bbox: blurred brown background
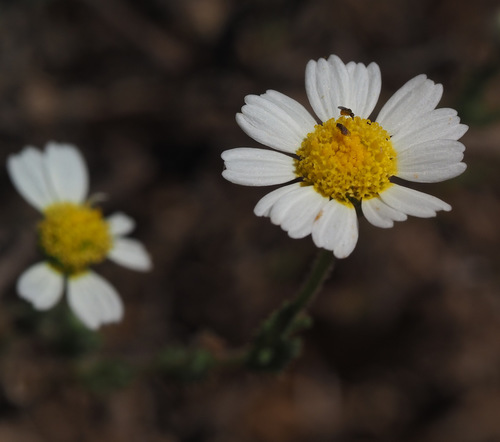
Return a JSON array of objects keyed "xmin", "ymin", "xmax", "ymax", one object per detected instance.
[{"xmin": 0, "ymin": 0, "xmax": 499, "ymax": 441}]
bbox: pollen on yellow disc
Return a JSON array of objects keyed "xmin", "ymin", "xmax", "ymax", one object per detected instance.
[
  {"xmin": 38, "ymin": 202, "xmax": 112, "ymax": 275},
  {"xmin": 294, "ymin": 116, "xmax": 397, "ymax": 205}
]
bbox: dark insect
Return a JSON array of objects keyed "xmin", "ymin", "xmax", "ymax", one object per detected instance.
[
  {"xmin": 338, "ymin": 106, "xmax": 354, "ymax": 118},
  {"xmin": 336, "ymin": 123, "xmax": 351, "ymax": 136}
]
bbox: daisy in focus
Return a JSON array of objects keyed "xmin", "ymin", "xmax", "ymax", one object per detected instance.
[
  {"xmin": 7, "ymin": 142, "xmax": 152, "ymax": 329},
  {"xmin": 222, "ymin": 54, "xmax": 467, "ymax": 258}
]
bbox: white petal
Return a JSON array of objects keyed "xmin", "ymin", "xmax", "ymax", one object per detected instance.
[
  {"xmin": 397, "ymin": 138, "xmax": 465, "ymax": 160},
  {"xmin": 306, "ymin": 55, "xmax": 381, "ymax": 122},
  {"xmin": 377, "ymin": 75, "xmax": 443, "ymax": 136},
  {"xmin": 326, "ymin": 55, "xmax": 351, "ymax": 111},
  {"xmin": 361, "ymin": 197, "xmax": 407, "ymax": 229},
  {"xmin": 269, "ymin": 185, "xmax": 313, "ymax": 226},
  {"xmin": 379, "ymin": 184, "xmax": 451, "ymax": 218},
  {"xmin": 221, "ymin": 148, "xmax": 296, "ymax": 186},
  {"xmin": 7, "ymin": 147, "xmax": 57, "ymax": 211},
  {"xmin": 236, "ymin": 90, "xmax": 315, "ymax": 153},
  {"xmin": 364, "ymin": 63, "xmax": 383, "ymax": 118},
  {"xmin": 264, "ymin": 90, "xmax": 318, "ymax": 131},
  {"xmin": 345, "ymin": 61, "xmax": 381, "ymax": 118},
  {"xmin": 17, "ymin": 262, "xmax": 64, "ymax": 310},
  {"xmin": 396, "ymin": 139, "xmax": 466, "ymax": 182},
  {"xmin": 377, "ymin": 75, "xmax": 427, "ymax": 123},
  {"xmin": 67, "ymin": 271, "xmax": 124, "ymax": 330},
  {"xmin": 107, "ymin": 212, "xmax": 136, "ymax": 236},
  {"xmin": 254, "ymin": 182, "xmax": 302, "ymax": 217},
  {"xmin": 305, "ymin": 56, "xmax": 350, "ymax": 122},
  {"xmin": 311, "ymin": 200, "xmax": 359, "ymax": 259},
  {"xmin": 44, "ymin": 142, "xmax": 89, "ymax": 203},
  {"xmin": 267, "ymin": 185, "xmax": 328, "ymax": 239},
  {"xmin": 391, "ymin": 108, "xmax": 468, "ymax": 147},
  {"xmin": 108, "ymin": 238, "xmax": 152, "ymax": 271},
  {"xmin": 397, "ymin": 163, "xmax": 467, "ymax": 183}
]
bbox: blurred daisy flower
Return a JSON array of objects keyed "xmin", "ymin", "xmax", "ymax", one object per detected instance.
[
  {"xmin": 222, "ymin": 54, "xmax": 467, "ymax": 258},
  {"xmin": 7, "ymin": 142, "xmax": 152, "ymax": 329}
]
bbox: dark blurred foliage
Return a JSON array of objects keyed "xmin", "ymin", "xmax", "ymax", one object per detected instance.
[{"xmin": 0, "ymin": 0, "xmax": 499, "ymax": 441}]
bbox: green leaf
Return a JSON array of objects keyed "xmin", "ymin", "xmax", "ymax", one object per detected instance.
[
  {"xmin": 79, "ymin": 360, "xmax": 135, "ymax": 393},
  {"xmin": 155, "ymin": 346, "xmax": 216, "ymax": 382}
]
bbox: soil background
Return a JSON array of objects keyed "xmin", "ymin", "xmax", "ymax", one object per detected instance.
[{"xmin": 0, "ymin": 1, "xmax": 499, "ymax": 441}]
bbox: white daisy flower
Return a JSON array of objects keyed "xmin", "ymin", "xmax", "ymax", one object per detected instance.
[
  {"xmin": 222, "ymin": 54, "xmax": 467, "ymax": 258},
  {"xmin": 7, "ymin": 142, "xmax": 153, "ymax": 329}
]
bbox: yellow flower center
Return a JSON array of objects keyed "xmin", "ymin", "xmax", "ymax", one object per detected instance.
[
  {"xmin": 294, "ymin": 116, "xmax": 397, "ymax": 206},
  {"xmin": 38, "ymin": 202, "xmax": 112, "ymax": 275}
]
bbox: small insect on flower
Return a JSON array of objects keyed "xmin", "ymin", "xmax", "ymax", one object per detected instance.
[
  {"xmin": 338, "ymin": 106, "xmax": 355, "ymax": 118},
  {"xmin": 336, "ymin": 123, "xmax": 351, "ymax": 136},
  {"xmin": 7, "ymin": 142, "xmax": 153, "ymax": 329},
  {"xmin": 221, "ymin": 54, "xmax": 467, "ymax": 259}
]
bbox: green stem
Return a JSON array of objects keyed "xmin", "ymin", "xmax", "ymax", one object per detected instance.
[
  {"xmin": 116, "ymin": 249, "xmax": 338, "ymax": 382},
  {"xmin": 291, "ymin": 248, "xmax": 336, "ymax": 314},
  {"xmin": 244, "ymin": 248, "xmax": 336, "ymax": 371}
]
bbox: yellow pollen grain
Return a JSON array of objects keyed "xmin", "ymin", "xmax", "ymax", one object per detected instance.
[
  {"xmin": 38, "ymin": 202, "xmax": 112, "ymax": 275},
  {"xmin": 294, "ymin": 116, "xmax": 397, "ymax": 205}
]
